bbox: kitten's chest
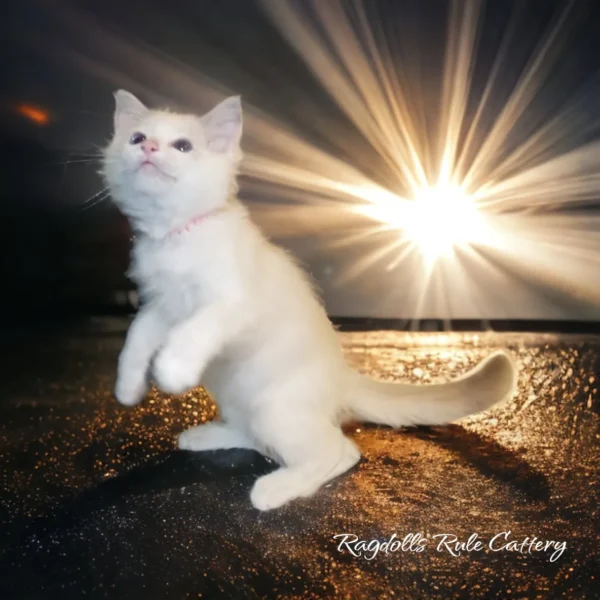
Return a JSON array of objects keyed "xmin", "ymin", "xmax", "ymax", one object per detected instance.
[{"xmin": 130, "ymin": 234, "xmax": 237, "ymax": 323}]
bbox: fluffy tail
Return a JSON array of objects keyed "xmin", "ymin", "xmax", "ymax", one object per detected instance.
[{"xmin": 346, "ymin": 350, "xmax": 517, "ymax": 427}]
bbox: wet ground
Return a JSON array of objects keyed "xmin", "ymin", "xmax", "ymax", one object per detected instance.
[{"xmin": 0, "ymin": 318, "xmax": 598, "ymax": 599}]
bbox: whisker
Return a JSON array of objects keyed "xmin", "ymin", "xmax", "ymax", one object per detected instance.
[
  {"xmin": 81, "ymin": 190, "xmax": 111, "ymax": 211},
  {"xmin": 80, "ymin": 186, "xmax": 110, "ymax": 208},
  {"xmin": 52, "ymin": 158, "xmax": 104, "ymax": 166}
]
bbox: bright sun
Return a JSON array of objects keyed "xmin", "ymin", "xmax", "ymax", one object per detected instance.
[
  {"xmin": 402, "ymin": 183, "xmax": 485, "ymax": 265},
  {"xmin": 352, "ymin": 181, "xmax": 488, "ymax": 267}
]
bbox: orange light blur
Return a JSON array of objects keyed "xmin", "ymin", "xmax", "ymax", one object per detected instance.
[{"xmin": 15, "ymin": 103, "xmax": 51, "ymax": 126}]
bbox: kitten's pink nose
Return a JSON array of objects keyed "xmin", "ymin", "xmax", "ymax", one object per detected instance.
[{"xmin": 141, "ymin": 139, "xmax": 159, "ymax": 155}]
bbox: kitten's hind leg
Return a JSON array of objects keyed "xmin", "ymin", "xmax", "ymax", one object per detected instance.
[
  {"xmin": 250, "ymin": 421, "xmax": 360, "ymax": 511},
  {"xmin": 178, "ymin": 421, "xmax": 255, "ymax": 452}
]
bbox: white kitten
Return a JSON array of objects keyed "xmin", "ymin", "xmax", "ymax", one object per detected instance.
[{"xmin": 102, "ymin": 90, "xmax": 517, "ymax": 511}]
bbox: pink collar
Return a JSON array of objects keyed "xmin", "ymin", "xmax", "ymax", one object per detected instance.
[{"xmin": 168, "ymin": 208, "xmax": 222, "ymax": 237}]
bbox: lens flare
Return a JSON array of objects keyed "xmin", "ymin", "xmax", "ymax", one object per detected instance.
[{"xmin": 15, "ymin": 103, "xmax": 50, "ymax": 126}]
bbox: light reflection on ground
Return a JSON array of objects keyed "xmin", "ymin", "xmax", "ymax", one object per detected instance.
[{"xmin": 0, "ymin": 321, "xmax": 597, "ymax": 598}]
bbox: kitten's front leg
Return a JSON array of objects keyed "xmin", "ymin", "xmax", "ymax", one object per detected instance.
[
  {"xmin": 153, "ymin": 302, "xmax": 241, "ymax": 395},
  {"xmin": 116, "ymin": 306, "xmax": 166, "ymax": 406}
]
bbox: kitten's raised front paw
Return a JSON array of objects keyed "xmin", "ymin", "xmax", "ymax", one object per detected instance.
[
  {"xmin": 153, "ymin": 348, "xmax": 200, "ymax": 395},
  {"xmin": 115, "ymin": 374, "xmax": 148, "ymax": 406}
]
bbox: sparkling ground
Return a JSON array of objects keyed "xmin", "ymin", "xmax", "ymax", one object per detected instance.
[{"xmin": 0, "ymin": 319, "xmax": 598, "ymax": 599}]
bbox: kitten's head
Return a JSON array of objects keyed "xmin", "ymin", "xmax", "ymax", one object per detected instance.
[{"xmin": 103, "ymin": 90, "xmax": 242, "ymax": 237}]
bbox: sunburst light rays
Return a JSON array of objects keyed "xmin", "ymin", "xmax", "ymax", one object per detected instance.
[
  {"xmin": 261, "ymin": 0, "xmax": 600, "ymax": 318},
  {"xmin": 42, "ymin": 0, "xmax": 600, "ymax": 319}
]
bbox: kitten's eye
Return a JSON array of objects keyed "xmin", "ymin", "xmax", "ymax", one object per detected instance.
[
  {"xmin": 172, "ymin": 138, "xmax": 193, "ymax": 153},
  {"xmin": 130, "ymin": 132, "xmax": 146, "ymax": 145}
]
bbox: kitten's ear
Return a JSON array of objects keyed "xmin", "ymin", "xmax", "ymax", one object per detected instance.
[
  {"xmin": 202, "ymin": 96, "xmax": 242, "ymax": 153},
  {"xmin": 113, "ymin": 90, "xmax": 148, "ymax": 132}
]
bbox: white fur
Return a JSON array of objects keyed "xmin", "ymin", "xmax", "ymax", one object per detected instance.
[{"xmin": 103, "ymin": 91, "xmax": 518, "ymax": 511}]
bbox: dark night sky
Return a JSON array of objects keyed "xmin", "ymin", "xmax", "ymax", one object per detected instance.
[{"xmin": 1, "ymin": 0, "xmax": 599, "ymax": 322}]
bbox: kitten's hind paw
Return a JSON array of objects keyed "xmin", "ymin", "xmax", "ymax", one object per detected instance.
[
  {"xmin": 250, "ymin": 469, "xmax": 309, "ymax": 511},
  {"xmin": 178, "ymin": 422, "xmax": 255, "ymax": 452},
  {"xmin": 250, "ymin": 439, "xmax": 360, "ymax": 511}
]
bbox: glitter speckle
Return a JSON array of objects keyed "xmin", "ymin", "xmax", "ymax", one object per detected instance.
[{"xmin": 0, "ymin": 322, "xmax": 598, "ymax": 598}]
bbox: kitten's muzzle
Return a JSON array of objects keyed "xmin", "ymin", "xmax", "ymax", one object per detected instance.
[{"xmin": 141, "ymin": 138, "xmax": 160, "ymax": 155}]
